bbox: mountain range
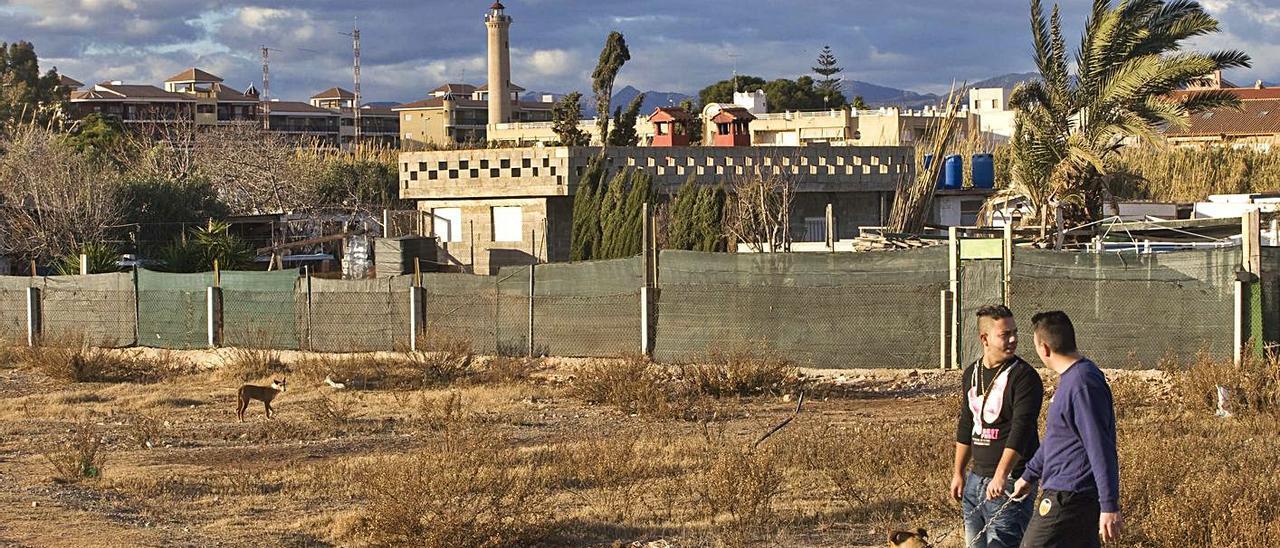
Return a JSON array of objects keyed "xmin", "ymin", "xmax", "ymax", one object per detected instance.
[{"xmin": 521, "ymin": 72, "xmax": 1045, "ymax": 115}]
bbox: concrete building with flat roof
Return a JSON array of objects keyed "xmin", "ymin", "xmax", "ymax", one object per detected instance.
[{"xmin": 398, "ymin": 145, "xmax": 912, "ymax": 274}]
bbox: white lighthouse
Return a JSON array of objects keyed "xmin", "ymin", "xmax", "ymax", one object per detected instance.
[{"xmin": 485, "ymin": 1, "xmax": 512, "ymax": 127}]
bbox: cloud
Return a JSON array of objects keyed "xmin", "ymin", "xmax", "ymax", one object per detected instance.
[{"xmin": 2, "ymin": 0, "xmax": 1272, "ymax": 104}]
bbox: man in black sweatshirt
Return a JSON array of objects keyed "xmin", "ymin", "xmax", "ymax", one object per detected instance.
[{"xmin": 953, "ymin": 304, "xmax": 1044, "ymax": 548}]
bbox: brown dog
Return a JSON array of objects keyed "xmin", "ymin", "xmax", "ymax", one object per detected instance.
[
  {"xmin": 888, "ymin": 528, "xmax": 931, "ymax": 548},
  {"xmin": 236, "ymin": 378, "xmax": 286, "ymax": 422}
]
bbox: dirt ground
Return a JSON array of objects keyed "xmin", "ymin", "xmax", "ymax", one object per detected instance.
[{"xmin": 0, "ymin": 347, "xmax": 1265, "ymax": 547}]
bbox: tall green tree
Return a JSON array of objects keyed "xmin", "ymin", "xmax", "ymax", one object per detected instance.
[
  {"xmin": 679, "ymin": 99, "xmax": 704, "ymax": 145},
  {"xmin": 667, "ymin": 178, "xmax": 699, "ymax": 250},
  {"xmin": 606, "ymin": 92, "xmax": 645, "ymax": 146},
  {"xmin": 552, "ymin": 92, "xmax": 590, "ymax": 146},
  {"xmin": 1000, "ymin": 0, "xmax": 1250, "ymax": 241},
  {"xmin": 595, "ymin": 168, "xmax": 630, "ymax": 257},
  {"xmin": 812, "ymin": 45, "xmax": 846, "ymax": 108},
  {"xmin": 850, "ymin": 95, "xmax": 869, "ymax": 110},
  {"xmin": 592, "ymin": 32, "xmax": 631, "ymax": 145},
  {"xmin": 698, "ymin": 76, "xmax": 767, "ymax": 106},
  {"xmin": 0, "ymin": 41, "xmax": 67, "ymax": 129},
  {"xmin": 570, "ymin": 154, "xmax": 607, "ymax": 260},
  {"xmin": 693, "ymin": 184, "xmax": 726, "ymax": 252}
]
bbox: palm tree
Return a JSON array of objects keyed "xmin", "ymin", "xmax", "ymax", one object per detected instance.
[{"xmin": 998, "ymin": 0, "xmax": 1250, "ymax": 244}]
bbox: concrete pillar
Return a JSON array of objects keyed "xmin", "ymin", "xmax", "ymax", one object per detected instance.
[
  {"xmin": 640, "ymin": 286, "xmax": 655, "ymax": 356},
  {"xmin": 207, "ymin": 287, "xmax": 223, "ymax": 348},
  {"xmin": 26, "ymin": 287, "xmax": 41, "ymax": 347}
]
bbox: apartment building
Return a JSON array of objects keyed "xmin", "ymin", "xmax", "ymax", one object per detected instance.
[
  {"xmin": 309, "ymin": 87, "xmax": 400, "ymax": 148},
  {"xmin": 394, "ymin": 83, "xmax": 553, "ymax": 147}
]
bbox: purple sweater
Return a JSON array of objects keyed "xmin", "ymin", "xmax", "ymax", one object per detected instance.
[{"xmin": 1020, "ymin": 358, "xmax": 1120, "ymax": 513}]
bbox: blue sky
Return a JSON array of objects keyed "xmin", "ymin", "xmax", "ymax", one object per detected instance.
[{"xmin": 2, "ymin": 0, "xmax": 1277, "ymax": 104}]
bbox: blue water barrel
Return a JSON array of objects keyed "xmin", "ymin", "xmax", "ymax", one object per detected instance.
[
  {"xmin": 943, "ymin": 154, "xmax": 963, "ymax": 190},
  {"xmin": 924, "ymin": 154, "xmax": 945, "ymax": 189},
  {"xmin": 972, "ymin": 153, "xmax": 995, "ymax": 189}
]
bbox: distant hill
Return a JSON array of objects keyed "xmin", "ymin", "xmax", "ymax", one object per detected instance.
[{"xmin": 522, "ymin": 86, "xmax": 694, "ymax": 117}]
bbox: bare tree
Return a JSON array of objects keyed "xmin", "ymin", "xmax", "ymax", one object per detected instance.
[
  {"xmin": 0, "ymin": 124, "xmax": 123, "ymax": 262},
  {"xmin": 724, "ymin": 160, "xmax": 796, "ymax": 253},
  {"xmin": 192, "ymin": 124, "xmax": 323, "ymax": 214}
]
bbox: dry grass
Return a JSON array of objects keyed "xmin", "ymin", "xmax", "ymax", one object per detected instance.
[
  {"xmin": 681, "ymin": 348, "xmax": 800, "ymax": 398},
  {"xmin": 305, "ymin": 392, "xmax": 363, "ymax": 428},
  {"xmin": 22, "ymin": 337, "xmax": 185, "ymax": 384},
  {"xmin": 120, "ymin": 412, "xmax": 164, "ymax": 449},
  {"xmin": 570, "ymin": 353, "xmax": 691, "ymax": 417},
  {"xmin": 41, "ymin": 419, "xmax": 108, "ymax": 482},
  {"xmin": 220, "ymin": 346, "xmax": 286, "ymax": 382},
  {"xmin": 1164, "ymin": 351, "xmax": 1280, "ymax": 415},
  {"xmin": 341, "ymin": 430, "xmax": 557, "ymax": 546},
  {"xmin": 1110, "ymin": 145, "xmax": 1280, "ymax": 202}
]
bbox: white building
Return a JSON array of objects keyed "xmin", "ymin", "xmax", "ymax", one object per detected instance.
[{"xmin": 969, "ymin": 87, "xmax": 1016, "ymax": 141}]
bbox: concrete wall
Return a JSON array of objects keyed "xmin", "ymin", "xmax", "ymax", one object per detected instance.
[
  {"xmin": 399, "ymin": 145, "xmax": 914, "ymax": 201},
  {"xmin": 421, "ymin": 196, "xmax": 554, "ymax": 275}
]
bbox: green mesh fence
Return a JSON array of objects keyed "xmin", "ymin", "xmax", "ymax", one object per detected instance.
[
  {"xmin": 222, "ymin": 270, "xmax": 302, "ymax": 349},
  {"xmin": 0, "ymin": 277, "xmax": 33, "ymax": 344},
  {"xmin": 308, "ymin": 276, "xmax": 413, "ymax": 352},
  {"xmin": 422, "ymin": 272, "xmax": 501, "ymax": 354},
  {"xmin": 1260, "ymin": 247, "xmax": 1280, "ymax": 348},
  {"xmin": 1009, "ymin": 247, "xmax": 1238, "ymax": 368},
  {"xmin": 654, "ymin": 248, "xmax": 949, "ymax": 368},
  {"xmin": 136, "ymin": 270, "xmax": 213, "ymax": 349},
  {"xmin": 41, "ymin": 272, "xmax": 137, "ymax": 346},
  {"xmin": 532, "ymin": 258, "xmax": 642, "ymax": 357}
]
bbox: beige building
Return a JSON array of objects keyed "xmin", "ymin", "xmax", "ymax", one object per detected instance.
[
  {"xmin": 394, "ymin": 83, "xmax": 552, "ymax": 147},
  {"xmin": 725, "ymin": 104, "xmax": 981, "ymax": 147},
  {"xmin": 969, "ymin": 87, "xmax": 1016, "ymax": 141},
  {"xmin": 309, "ymin": 87, "xmax": 400, "ymax": 148},
  {"xmin": 399, "ymin": 145, "xmax": 912, "ymax": 274}
]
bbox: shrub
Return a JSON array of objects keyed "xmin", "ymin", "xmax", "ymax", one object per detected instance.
[
  {"xmin": 122, "ymin": 412, "xmax": 164, "ymax": 449},
  {"xmin": 221, "ymin": 346, "xmax": 286, "ymax": 382},
  {"xmin": 571, "ymin": 354, "xmax": 687, "ymax": 416},
  {"xmin": 680, "ymin": 348, "xmax": 799, "ymax": 398},
  {"xmin": 475, "ymin": 356, "xmax": 541, "ymax": 385},
  {"xmin": 1166, "ymin": 351, "xmax": 1280, "ymax": 415},
  {"xmin": 407, "ymin": 330, "xmax": 475, "ymax": 386},
  {"xmin": 21, "ymin": 337, "xmax": 177, "ymax": 383},
  {"xmin": 349, "ymin": 431, "xmax": 556, "ymax": 546},
  {"xmin": 691, "ymin": 431, "xmax": 786, "ymax": 546},
  {"xmin": 306, "ymin": 393, "xmax": 363, "ymax": 428},
  {"xmin": 42, "ymin": 420, "xmax": 108, "ymax": 482}
]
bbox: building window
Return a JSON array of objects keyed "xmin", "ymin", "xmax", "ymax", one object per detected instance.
[
  {"xmin": 404, "ymin": 114, "xmax": 413, "ymax": 121},
  {"xmin": 432, "ymin": 208, "xmax": 463, "ymax": 243},
  {"xmin": 960, "ymin": 200, "xmax": 983, "ymax": 226},
  {"xmin": 492, "ymin": 206, "xmax": 522, "ymax": 242},
  {"xmin": 803, "ymin": 217, "xmax": 828, "ymax": 242}
]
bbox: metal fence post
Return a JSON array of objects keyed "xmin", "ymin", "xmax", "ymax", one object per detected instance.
[
  {"xmin": 939, "ymin": 289, "xmax": 951, "ymax": 370},
  {"xmin": 948, "ymin": 227, "xmax": 961, "ymax": 370},
  {"xmin": 409, "ymin": 285, "xmax": 425, "ymax": 352},
  {"xmin": 206, "ymin": 286, "xmax": 223, "ymax": 348},
  {"xmin": 26, "ymin": 286, "xmax": 41, "ymax": 347},
  {"xmin": 527, "ymin": 258, "xmax": 535, "ymax": 358},
  {"xmin": 304, "ymin": 265, "xmax": 313, "ymax": 352},
  {"xmin": 1235, "ymin": 278, "xmax": 1244, "ymax": 366}
]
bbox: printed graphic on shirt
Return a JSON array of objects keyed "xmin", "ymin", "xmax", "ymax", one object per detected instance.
[{"xmin": 968, "ymin": 367, "xmax": 1012, "ymax": 446}]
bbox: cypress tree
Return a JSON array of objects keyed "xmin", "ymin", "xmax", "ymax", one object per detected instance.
[
  {"xmin": 667, "ymin": 177, "xmax": 698, "ymax": 250},
  {"xmin": 694, "ymin": 184, "xmax": 726, "ymax": 251},
  {"xmin": 607, "ymin": 92, "xmax": 646, "ymax": 146},
  {"xmin": 596, "ymin": 168, "xmax": 630, "ymax": 258},
  {"xmin": 570, "ymin": 154, "xmax": 606, "ymax": 260},
  {"xmin": 616, "ymin": 170, "xmax": 653, "ymax": 256},
  {"xmin": 592, "ymin": 32, "xmax": 631, "ymax": 144}
]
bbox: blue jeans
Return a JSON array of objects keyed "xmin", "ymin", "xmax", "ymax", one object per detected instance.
[{"xmin": 963, "ymin": 471, "xmax": 1035, "ymax": 548}]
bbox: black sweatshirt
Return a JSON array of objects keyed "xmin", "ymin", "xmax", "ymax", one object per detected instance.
[{"xmin": 956, "ymin": 355, "xmax": 1044, "ymax": 479}]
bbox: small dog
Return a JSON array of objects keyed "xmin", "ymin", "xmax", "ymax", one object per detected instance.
[
  {"xmin": 236, "ymin": 378, "xmax": 286, "ymax": 422},
  {"xmin": 888, "ymin": 528, "xmax": 931, "ymax": 548}
]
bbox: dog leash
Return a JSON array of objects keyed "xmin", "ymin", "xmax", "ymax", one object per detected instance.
[{"xmin": 963, "ymin": 494, "xmax": 1027, "ymax": 548}]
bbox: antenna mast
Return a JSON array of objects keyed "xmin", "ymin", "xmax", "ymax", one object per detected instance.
[
  {"xmin": 261, "ymin": 46, "xmax": 270, "ymax": 130},
  {"xmin": 352, "ymin": 20, "xmax": 361, "ymax": 150}
]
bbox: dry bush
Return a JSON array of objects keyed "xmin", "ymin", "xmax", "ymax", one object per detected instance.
[
  {"xmin": 475, "ymin": 356, "xmax": 541, "ymax": 385},
  {"xmin": 1166, "ymin": 351, "xmax": 1280, "ymax": 415},
  {"xmin": 221, "ymin": 346, "xmax": 286, "ymax": 382},
  {"xmin": 1119, "ymin": 415, "xmax": 1280, "ymax": 545},
  {"xmin": 406, "ymin": 330, "xmax": 475, "ymax": 386},
  {"xmin": 1107, "ymin": 374, "xmax": 1159, "ymax": 419},
  {"xmin": 41, "ymin": 419, "xmax": 108, "ymax": 482},
  {"xmin": 690, "ymin": 430, "xmax": 786, "ymax": 546},
  {"xmin": 121, "ymin": 412, "xmax": 164, "ymax": 449},
  {"xmin": 681, "ymin": 348, "xmax": 799, "ymax": 398},
  {"xmin": 413, "ymin": 391, "xmax": 465, "ymax": 429},
  {"xmin": 805, "ymin": 421, "xmax": 952, "ymax": 529},
  {"xmin": 571, "ymin": 354, "xmax": 691, "ymax": 417},
  {"xmin": 50, "ymin": 391, "xmax": 112, "ymax": 405},
  {"xmin": 347, "ymin": 431, "xmax": 557, "ymax": 546},
  {"xmin": 305, "ymin": 392, "xmax": 363, "ymax": 428},
  {"xmin": 554, "ymin": 436, "xmax": 653, "ymax": 522},
  {"xmin": 22, "ymin": 338, "xmax": 177, "ymax": 383}
]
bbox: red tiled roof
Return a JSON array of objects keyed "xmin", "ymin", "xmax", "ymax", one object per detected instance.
[
  {"xmin": 394, "ymin": 96, "xmax": 552, "ymax": 111},
  {"xmin": 311, "ymin": 87, "xmax": 355, "ymax": 100},
  {"xmin": 1165, "ymin": 98, "xmax": 1280, "ymax": 137},
  {"xmin": 1170, "ymin": 87, "xmax": 1280, "ymax": 101},
  {"xmin": 711, "ymin": 107, "xmax": 756, "ymax": 122},
  {"xmin": 165, "ymin": 68, "xmax": 223, "ymax": 83},
  {"xmin": 650, "ymin": 106, "xmax": 692, "ymax": 122},
  {"xmin": 58, "ymin": 75, "xmax": 83, "ymax": 89},
  {"xmin": 429, "ymin": 83, "xmax": 477, "ymax": 95},
  {"xmin": 210, "ymin": 83, "xmax": 258, "ymax": 103},
  {"xmin": 73, "ymin": 84, "xmax": 193, "ymax": 101},
  {"xmin": 476, "ymin": 82, "xmax": 526, "ymax": 92}
]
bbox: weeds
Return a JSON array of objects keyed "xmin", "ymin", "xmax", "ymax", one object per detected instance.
[
  {"xmin": 1166, "ymin": 351, "xmax": 1280, "ymax": 415},
  {"xmin": 222, "ymin": 346, "xmax": 286, "ymax": 382},
  {"xmin": 121, "ymin": 412, "xmax": 164, "ymax": 449},
  {"xmin": 691, "ymin": 429, "xmax": 786, "ymax": 547},
  {"xmin": 681, "ymin": 348, "xmax": 799, "ymax": 398},
  {"xmin": 475, "ymin": 356, "xmax": 541, "ymax": 385},
  {"xmin": 305, "ymin": 393, "xmax": 363, "ymax": 428},
  {"xmin": 571, "ymin": 354, "xmax": 689, "ymax": 417},
  {"xmin": 406, "ymin": 330, "xmax": 474, "ymax": 386},
  {"xmin": 413, "ymin": 391, "xmax": 465, "ymax": 429},
  {"xmin": 348, "ymin": 431, "xmax": 557, "ymax": 546},
  {"xmin": 41, "ymin": 419, "xmax": 108, "ymax": 482}
]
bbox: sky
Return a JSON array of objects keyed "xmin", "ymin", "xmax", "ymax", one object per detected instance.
[{"xmin": 2, "ymin": 0, "xmax": 1278, "ymax": 104}]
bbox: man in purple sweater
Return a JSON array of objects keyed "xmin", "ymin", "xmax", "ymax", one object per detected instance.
[{"xmin": 1012, "ymin": 311, "xmax": 1123, "ymax": 547}]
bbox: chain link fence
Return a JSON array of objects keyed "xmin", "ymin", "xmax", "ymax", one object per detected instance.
[
  {"xmin": 137, "ymin": 271, "xmax": 212, "ymax": 349},
  {"xmin": 0, "ymin": 277, "xmax": 32, "ymax": 343},
  {"xmin": 40, "ymin": 273, "xmax": 137, "ymax": 347},
  {"xmin": 655, "ymin": 249, "xmax": 949, "ymax": 368},
  {"xmin": 223, "ymin": 270, "xmax": 303, "ymax": 350},
  {"xmin": 308, "ymin": 276, "xmax": 413, "ymax": 353},
  {"xmin": 1009, "ymin": 247, "xmax": 1238, "ymax": 368}
]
